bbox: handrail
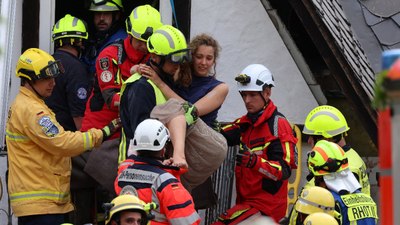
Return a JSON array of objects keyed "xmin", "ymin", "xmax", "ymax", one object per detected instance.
[{"xmin": 286, "ymin": 124, "xmax": 302, "ymax": 214}]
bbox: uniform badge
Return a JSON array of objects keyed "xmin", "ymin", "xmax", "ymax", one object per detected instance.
[
  {"xmin": 38, "ymin": 116, "xmax": 59, "ymax": 137},
  {"xmin": 77, "ymin": 87, "xmax": 87, "ymax": 100},
  {"xmin": 100, "ymin": 71, "xmax": 113, "ymax": 83},
  {"xmin": 99, "ymin": 57, "xmax": 109, "ymax": 70}
]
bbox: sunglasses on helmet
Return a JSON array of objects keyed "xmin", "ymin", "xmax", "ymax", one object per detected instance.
[{"xmin": 165, "ymin": 49, "xmax": 191, "ymax": 64}]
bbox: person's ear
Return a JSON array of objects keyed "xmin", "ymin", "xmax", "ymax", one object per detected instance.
[
  {"xmin": 262, "ymin": 87, "xmax": 271, "ymax": 98},
  {"xmin": 150, "ymin": 54, "xmax": 160, "ymax": 64}
]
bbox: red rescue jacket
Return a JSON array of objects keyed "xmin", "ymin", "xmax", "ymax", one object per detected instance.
[{"xmin": 221, "ymin": 100, "xmax": 297, "ymax": 222}]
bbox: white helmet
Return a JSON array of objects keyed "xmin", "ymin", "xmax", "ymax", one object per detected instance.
[
  {"xmin": 132, "ymin": 119, "xmax": 170, "ymax": 151},
  {"xmin": 236, "ymin": 64, "xmax": 275, "ymax": 92}
]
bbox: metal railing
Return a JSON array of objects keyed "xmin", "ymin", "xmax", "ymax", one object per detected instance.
[{"xmin": 204, "ymin": 146, "xmax": 238, "ymax": 224}]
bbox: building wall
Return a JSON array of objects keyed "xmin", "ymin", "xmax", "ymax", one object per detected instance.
[{"xmin": 190, "ymin": 0, "xmax": 319, "ymax": 124}]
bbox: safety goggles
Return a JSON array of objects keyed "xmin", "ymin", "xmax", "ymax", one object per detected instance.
[
  {"xmin": 165, "ymin": 49, "xmax": 191, "ymax": 64},
  {"xmin": 307, "ymin": 151, "xmax": 348, "ymax": 173},
  {"xmin": 39, "ymin": 61, "xmax": 64, "ymax": 79},
  {"xmin": 19, "ymin": 60, "xmax": 64, "ymax": 80},
  {"xmin": 129, "ymin": 26, "xmax": 153, "ymax": 41}
]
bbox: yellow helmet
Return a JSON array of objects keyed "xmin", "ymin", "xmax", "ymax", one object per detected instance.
[
  {"xmin": 307, "ymin": 140, "xmax": 348, "ymax": 176},
  {"xmin": 303, "ymin": 212, "xmax": 339, "ymax": 225},
  {"xmin": 105, "ymin": 194, "xmax": 147, "ymax": 225},
  {"xmin": 16, "ymin": 48, "xmax": 64, "ymax": 81},
  {"xmin": 147, "ymin": 25, "xmax": 190, "ymax": 64},
  {"xmin": 295, "ymin": 186, "xmax": 335, "ymax": 217},
  {"xmin": 52, "ymin": 14, "xmax": 88, "ymax": 42},
  {"xmin": 126, "ymin": 4, "xmax": 163, "ymax": 41},
  {"xmin": 303, "ymin": 105, "xmax": 349, "ymax": 138},
  {"xmin": 89, "ymin": 0, "xmax": 123, "ymax": 12}
]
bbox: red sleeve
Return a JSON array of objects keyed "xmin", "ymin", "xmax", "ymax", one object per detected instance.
[
  {"xmin": 95, "ymin": 47, "xmax": 121, "ymax": 111},
  {"xmin": 252, "ymin": 118, "xmax": 297, "ymax": 180},
  {"xmin": 158, "ymin": 182, "xmax": 200, "ymax": 225}
]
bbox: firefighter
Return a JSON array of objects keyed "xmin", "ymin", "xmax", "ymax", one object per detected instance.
[
  {"xmin": 104, "ymin": 194, "xmax": 150, "ymax": 225},
  {"xmin": 285, "ymin": 186, "xmax": 338, "ymax": 225},
  {"xmin": 307, "ymin": 140, "xmax": 378, "ymax": 225},
  {"xmin": 83, "ymin": 0, "xmax": 127, "ymax": 74},
  {"xmin": 303, "ymin": 212, "xmax": 339, "ymax": 225},
  {"xmin": 303, "ymin": 105, "xmax": 370, "ymax": 195},
  {"xmin": 118, "ymin": 24, "xmax": 227, "ymax": 192},
  {"xmin": 81, "ymin": 4, "xmax": 162, "ymax": 138},
  {"xmin": 214, "ymin": 64, "xmax": 298, "ymax": 223},
  {"xmin": 46, "ymin": 14, "xmax": 96, "ymax": 225},
  {"xmin": 6, "ymin": 48, "xmax": 120, "ymax": 225},
  {"xmin": 115, "ymin": 119, "xmax": 201, "ymax": 224},
  {"xmin": 46, "ymin": 14, "xmax": 90, "ymax": 131}
]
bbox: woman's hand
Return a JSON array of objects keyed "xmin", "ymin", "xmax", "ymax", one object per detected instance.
[
  {"xmin": 130, "ymin": 63, "xmax": 147, "ymax": 75},
  {"xmin": 140, "ymin": 65, "xmax": 163, "ymax": 86}
]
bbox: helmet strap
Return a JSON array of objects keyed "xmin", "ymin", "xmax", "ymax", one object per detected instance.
[{"xmin": 27, "ymin": 80, "xmax": 46, "ymax": 99}]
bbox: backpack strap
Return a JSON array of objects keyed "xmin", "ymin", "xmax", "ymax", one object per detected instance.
[{"xmin": 110, "ymin": 39, "xmax": 126, "ymax": 65}]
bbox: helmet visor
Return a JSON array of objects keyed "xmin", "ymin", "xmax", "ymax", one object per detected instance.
[
  {"xmin": 130, "ymin": 26, "xmax": 154, "ymax": 41},
  {"xmin": 39, "ymin": 61, "xmax": 64, "ymax": 79},
  {"xmin": 166, "ymin": 49, "xmax": 191, "ymax": 64}
]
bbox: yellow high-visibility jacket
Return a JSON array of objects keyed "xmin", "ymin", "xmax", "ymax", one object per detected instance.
[{"xmin": 5, "ymin": 87, "xmax": 103, "ymax": 217}]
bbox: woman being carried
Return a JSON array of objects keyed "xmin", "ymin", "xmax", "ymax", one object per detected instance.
[{"xmin": 137, "ymin": 34, "xmax": 229, "ymax": 209}]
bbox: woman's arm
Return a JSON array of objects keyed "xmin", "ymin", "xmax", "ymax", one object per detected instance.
[{"xmin": 194, "ymin": 83, "xmax": 229, "ymax": 116}]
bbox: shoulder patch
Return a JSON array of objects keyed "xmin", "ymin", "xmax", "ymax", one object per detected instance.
[
  {"xmin": 38, "ymin": 116, "xmax": 59, "ymax": 137},
  {"xmin": 99, "ymin": 57, "xmax": 109, "ymax": 70},
  {"xmin": 76, "ymin": 87, "xmax": 87, "ymax": 100},
  {"xmin": 100, "ymin": 71, "xmax": 113, "ymax": 83}
]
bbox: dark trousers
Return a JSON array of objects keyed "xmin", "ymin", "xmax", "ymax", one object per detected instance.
[{"xmin": 18, "ymin": 214, "xmax": 65, "ymax": 225}]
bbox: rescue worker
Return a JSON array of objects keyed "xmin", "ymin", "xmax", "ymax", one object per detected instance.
[
  {"xmin": 284, "ymin": 186, "xmax": 338, "ymax": 225},
  {"xmin": 45, "ymin": 14, "xmax": 96, "ymax": 225},
  {"xmin": 213, "ymin": 64, "xmax": 298, "ymax": 223},
  {"xmin": 81, "ymin": 4, "xmax": 162, "ymax": 138},
  {"xmin": 6, "ymin": 48, "xmax": 120, "ymax": 225},
  {"xmin": 119, "ymin": 25, "xmax": 227, "ymax": 191},
  {"xmin": 303, "ymin": 213, "xmax": 339, "ymax": 225},
  {"xmin": 46, "ymin": 14, "xmax": 90, "ymax": 131},
  {"xmin": 307, "ymin": 140, "xmax": 378, "ymax": 225},
  {"xmin": 115, "ymin": 119, "xmax": 201, "ymax": 224},
  {"xmin": 104, "ymin": 194, "xmax": 151, "ymax": 225},
  {"xmin": 83, "ymin": 0, "xmax": 127, "ymax": 74},
  {"xmin": 303, "ymin": 105, "xmax": 370, "ymax": 195}
]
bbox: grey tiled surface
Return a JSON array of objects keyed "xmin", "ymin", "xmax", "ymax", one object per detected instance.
[{"xmin": 311, "ymin": 0, "xmax": 376, "ymax": 99}]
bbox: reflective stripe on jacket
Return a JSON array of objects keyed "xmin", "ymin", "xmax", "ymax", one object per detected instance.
[
  {"xmin": 116, "ymin": 156, "xmax": 201, "ymax": 225},
  {"xmin": 221, "ymin": 100, "xmax": 297, "ymax": 222},
  {"xmin": 6, "ymin": 87, "xmax": 103, "ymax": 216}
]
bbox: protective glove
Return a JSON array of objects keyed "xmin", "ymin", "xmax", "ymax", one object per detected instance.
[
  {"xmin": 101, "ymin": 118, "xmax": 122, "ymax": 142},
  {"xmin": 182, "ymin": 101, "xmax": 198, "ymax": 126},
  {"xmin": 236, "ymin": 151, "xmax": 259, "ymax": 168}
]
